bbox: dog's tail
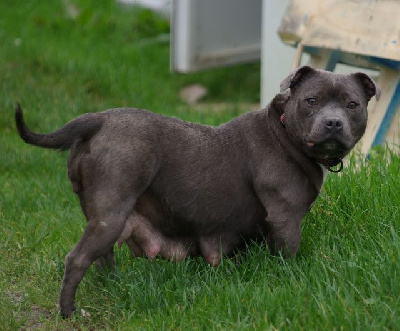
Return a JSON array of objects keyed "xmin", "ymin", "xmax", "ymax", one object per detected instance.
[{"xmin": 15, "ymin": 103, "xmax": 103, "ymax": 150}]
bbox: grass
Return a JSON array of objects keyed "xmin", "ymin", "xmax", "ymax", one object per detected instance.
[{"xmin": 1, "ymin": 1, "xmax": 399, "ymax": 330}]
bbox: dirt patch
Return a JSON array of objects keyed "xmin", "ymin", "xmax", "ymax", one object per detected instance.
[{"xmin": 6, "ymin": 290, "xmax": 53, "ymax": 330}]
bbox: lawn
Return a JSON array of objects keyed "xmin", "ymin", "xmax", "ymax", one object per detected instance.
[{"xmin": 1, "ymin": 1, "xmax": 399, "ymax": 330}]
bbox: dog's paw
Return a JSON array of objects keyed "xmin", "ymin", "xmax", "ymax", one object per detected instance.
[{"xmin": 59, "ymin": 302, "xmax": 76, "ymax": 319}]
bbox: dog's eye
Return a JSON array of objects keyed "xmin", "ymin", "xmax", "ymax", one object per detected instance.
[
  {"xmin": 347, "ymin": 101, "xmax": 359, "ymax": 109},
  {"xmin": 306, "ymin": 98, "xmax": 318, "ymax": 106}
]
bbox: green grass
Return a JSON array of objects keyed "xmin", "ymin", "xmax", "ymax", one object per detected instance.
[{"xmin": 1, "ymin": 1, "xmax": 399, "ymax": 330}]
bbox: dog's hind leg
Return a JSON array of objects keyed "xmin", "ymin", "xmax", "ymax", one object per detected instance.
[
  {"xmin": 60, "ymin": 164, "xmax": 157, "ymax": 317},
  {"xmin": 58, "ymin": 193, "xmax": 136, "ymax": 317},
  {"xmin": 68, "ymin": 142, "xmax": 117, "ymax": 272},
  {"xmin": 94, "ymin": 248, "xmax": 115, "ymax": 271}
]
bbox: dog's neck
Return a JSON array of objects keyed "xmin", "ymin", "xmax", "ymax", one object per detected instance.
[{"xmin": 266, "ymin": 101, "xmax": 324, "ymax": 192}]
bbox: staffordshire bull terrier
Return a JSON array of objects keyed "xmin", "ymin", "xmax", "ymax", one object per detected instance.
[{"xmin": 15, "ymin": 66, "xmax": 380, "ymax": 317}]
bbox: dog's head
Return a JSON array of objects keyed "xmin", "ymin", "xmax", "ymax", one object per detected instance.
[{"xmin": 279, "ymin": 66, "xmax": 380, "ymax": 161}]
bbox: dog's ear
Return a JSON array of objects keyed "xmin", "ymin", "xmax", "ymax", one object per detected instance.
[
  {"xmin": 280, "ymin": 66, "xmax": 315, "ymax": 92},
  {"xmin": 351, "ymin": 72, "xmax": 381, "ymax": 101},
  {"xmin": 271, "ymin": 90, "xmax": 290, "ymax": 112}
]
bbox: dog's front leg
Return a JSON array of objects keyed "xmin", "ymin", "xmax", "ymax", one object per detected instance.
[
  {"xmin": 265, "ymin": 215, "xmax": 302, "ymax": 257},
  {"xmin": 259, "ymin": 185, "xmax": 315, "ymax": 257},
  {"xmin": 262, "ymin": 195, "xmax": 309, "ymax": 257}
]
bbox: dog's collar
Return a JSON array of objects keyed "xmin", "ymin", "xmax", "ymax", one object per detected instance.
[
  {"xmin": 279, "ymin": 113, "xmax": 343, "ymax": 173},
  {"xmin": 280, "ymin": 113, "xmax": 286, "ymax": 127},
  {"xmin": 315, "ymin": 158, "xmax": 343, "ymax": 173}
]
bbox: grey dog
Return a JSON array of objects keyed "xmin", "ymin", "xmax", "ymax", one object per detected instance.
[{"xmin": 16, "ymin": 66, "xmax": 380, "ymax": 317}]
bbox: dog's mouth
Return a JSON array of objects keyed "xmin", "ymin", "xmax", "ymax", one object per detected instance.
[{"xmin": 305, "ymin": 139, "xmax": 348, "ymax": 160}]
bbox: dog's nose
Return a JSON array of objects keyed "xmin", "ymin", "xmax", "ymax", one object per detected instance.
[{"xmin": 325, "ymin": 118, "xmax": 343, "ymax": 132}]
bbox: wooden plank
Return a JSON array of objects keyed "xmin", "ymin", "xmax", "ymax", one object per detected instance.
[
  {"xmin": 371, "ymin": 79, "xmax": 400, "ymax": 147},
  {"xmin": 278, "ymin": 0, "xmax": 400, "ymax": 61},
  {"xmin": 386, "ymin": 109, "xmax": 400, "ymax": 152},
  {"xmin": 308, "ymin": 49, "xmax": 340, "ymax": 71},
  {"xmin": 360, "ymin": 68, "xmax": 400, "ymax": 154}
]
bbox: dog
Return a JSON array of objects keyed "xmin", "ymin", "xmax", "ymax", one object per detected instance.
[{"xmin": 15, "ymin": 66, "xmax": 380, "ymax": 317}]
